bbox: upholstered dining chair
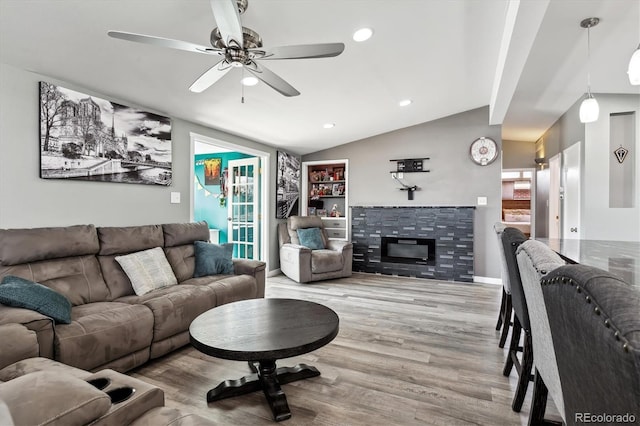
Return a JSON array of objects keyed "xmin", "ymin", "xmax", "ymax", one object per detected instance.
[
  {"xmin": 542, "ymin": 264, "xmax": 640, "ymax": 425},
  {"xmin": 516, "ymin": 240, "xmax": 566, "ymax": 424},
  {"xmin": 494, "ymin": 222, "xmax": 512, "ymax": 348},
  {"xmin": 500, "ymin": 227, "xmax": 531, "ymax": 412},
  {"xmin": 278, "ymin": 216, "xmax": 352, "ymax": 283}
]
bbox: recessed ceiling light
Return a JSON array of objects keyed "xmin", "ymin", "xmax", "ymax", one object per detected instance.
[
  {"xmin": 323, "ymin": 123, "xmax": 335, "ymax": 129},
  {"xmin": 399, "ymin": 99, "xmax": 412, "ymax": 107},
  {"xmin": 353, "ymin": 28, "xmax": 373, "ymax": 42},
  {"xmin": 241, "ymin": 76, "xmax": 259, "ymax": 86}
]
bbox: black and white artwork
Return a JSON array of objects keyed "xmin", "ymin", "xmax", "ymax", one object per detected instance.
[
  {"xmin": 276, "ymin": 150, "xmax": 300, "ymax": 219},
  {"xmin": 39, "ymin": 82, "xmax": 172, "ymax": 186}
]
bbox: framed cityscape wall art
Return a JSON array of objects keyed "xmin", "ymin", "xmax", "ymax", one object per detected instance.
[
  {"xmin": 39, "ymin": 81, "xmax": 172, "ymax": 185},
  {"xmin": 276, "ymin": 150, "xmax": 300, "ymax": 219}
]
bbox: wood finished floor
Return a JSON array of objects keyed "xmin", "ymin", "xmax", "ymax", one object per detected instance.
[{"xmin": 131, "ymin": 273, "xmax": 561, "ymax": 425}]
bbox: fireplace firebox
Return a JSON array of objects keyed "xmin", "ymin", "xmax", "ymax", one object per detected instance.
[{"xmin": 381, "ymin": 237, "xmax": 436, "ymax": 265}]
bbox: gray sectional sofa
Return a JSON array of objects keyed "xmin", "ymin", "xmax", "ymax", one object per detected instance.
[
  {"xmin": 0, "ymin": 221, "xmax": 265, "ymax": 373},
  {"xmin": 0, "ymin": 356, "xmax": 216, "ymax": 425}
]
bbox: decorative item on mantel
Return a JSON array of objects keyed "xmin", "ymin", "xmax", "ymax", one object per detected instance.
[{"xmin": 389, "ymin": 158, "xmax": 430, "ymax": 200}]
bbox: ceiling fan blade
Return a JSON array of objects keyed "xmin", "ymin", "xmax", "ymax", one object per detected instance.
[
  {"xmin": 189, "ymin": 59, "xmax": 233, "ymax": 93},
  {"xmin": 256, "ymin": 43, "xmax": 345, "ymax": 60},
  {"xmin": 209, "ymin": 0, "xmax": 244, "ymax": 48},
  {"xmin": 107, "ymin": 31, "xmax": 220, "ymax": 54},
  {"xmin": 246, "ymin": 63, "xmax": 300, "ymax": 97}
]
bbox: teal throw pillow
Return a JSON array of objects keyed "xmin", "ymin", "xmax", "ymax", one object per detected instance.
[
  {"xmin": 0, "ymin": 276, "xmax": 72, "ymax": 324},
  {"xmin": 296, "ymin": 227, "xmax": 325, "ymax": 250},
  {"xmin": 193, "ymin": 241, "xmax": 234, "ymax": 277}
]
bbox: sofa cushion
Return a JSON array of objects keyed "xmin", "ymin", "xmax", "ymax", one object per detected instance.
[
  {"xmin": 115, "ymin": 247, "xmax": 178, "ymax": 296},
  {"xmin": 0, "ymin": 276, "xmax": 72, "ymax": 323},
  {"xmin": 97, "ymin": 225, "xmax": 164, "ymax": 256},
  {"xmin": 0, "ymin": 225, "xmax": 99, "ymax": 266},
  {"xmin": 162, "ymin": 221, "xmax": 209, "ymax": 248},
  {"xmin": 181, "ymin": 274, "xmax": 259, "ymax": 306},
  {"xmin": 117, "ymin": 285, "xmax": 217, "ymax": 343},
  {"xmin": 0, "ymin": 357, "xmax": 91, "ymax": 382},
  {"xmin": 163, "ymin": 245, "xmax": 196, "ymax": 283},
  {"xmin": 311, "ymin": 250, "xmax": 345, "ymax": 274},
  {"xmin": 98, "ymin": 225, "xmax": 166, "ymax": 300},
  {"xmin": 296, "ymin": 227, "xmax": 325, "ymax": 250},
  {"xmin": 0, "ymin": 255, "xmax": 110, "ymax": 306},
  {"xmin": 55, "ymin": 302, "xmax": 154, "ymax": 371},
  {"xmin": 0, "ymin": 324, "xmax": 38, "ymax": 371},
  {"xmin": 193, "ymin": 242, "xmax": 234, "ymax": 277},
  {"xmin": 0, "ymin": 371, "xmax": 111, "ymax": 426}
]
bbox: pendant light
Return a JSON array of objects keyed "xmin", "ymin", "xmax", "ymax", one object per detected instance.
[
  {"xmin": 579, "ymin": 17, "xmax": 600, "ymax": 124},
  {"xmin": 629, "ymin": 43, "xmax": 640, "ymax": 85}
]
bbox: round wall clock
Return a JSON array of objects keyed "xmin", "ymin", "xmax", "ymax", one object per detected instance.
[{"xmin": 469, "ymin": 137, "xmax": 498, "ymax": 166}]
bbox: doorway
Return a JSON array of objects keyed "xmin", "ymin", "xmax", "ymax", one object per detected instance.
[
  {"xmin": 548, "ymin": 153, "xmax": 561, "ymax": 239},
  {"xmin": 562, "ymin": 142, "xmax": 582, "ymax": 240},
  {"xmin": 227, "ymin": 157, "xmax": 260, "ymax": 260},
  {"xmin": 501, "ymin": 168, "xmax": 536, "ymax": 237},
  {"xmin": 190, "ymin": 133, "xmax": 270, "ymax": 265}
]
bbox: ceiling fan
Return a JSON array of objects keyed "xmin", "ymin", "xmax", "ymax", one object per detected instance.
[{"xmin": 107, "ymin": 0, "xmax": 345, "ymax": 97}]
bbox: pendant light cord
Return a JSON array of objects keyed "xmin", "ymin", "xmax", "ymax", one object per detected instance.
[{"xmin": 586, "ymin": 24, "xmax": 592, "ymax": 95}]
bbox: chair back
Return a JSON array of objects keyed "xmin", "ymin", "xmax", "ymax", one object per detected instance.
[
  {"xmin": 494, "ymin": 222, "xmax": 511, "ymax": 294},
  {"xmin": 516, "ymin": 240, "xmax": 566, "ymax": 420},
  {"xmin": 286, "ymin": 216, "xmax": 328, "ymax": 247},
  {"xmin": 501, "ymin": 227, "xmax": 529, "ymax": 330},
  {"xmin": 542, "ymin": 264, "xmax": 640, "ymax": 424}
]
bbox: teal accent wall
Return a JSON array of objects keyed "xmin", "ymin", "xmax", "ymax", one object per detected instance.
[{"xmin": 194, "ymin": 152, "xmax": 252, "ymax": 243}]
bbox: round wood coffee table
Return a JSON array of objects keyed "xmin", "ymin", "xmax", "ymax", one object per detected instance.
[{"xmin": 189, "ymin": 298, "xmax": 339, "ymax": 422}]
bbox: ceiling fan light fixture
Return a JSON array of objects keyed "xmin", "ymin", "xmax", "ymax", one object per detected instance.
[
  {"xmin": 398, "ymin": 99, "xmax": 412, "ymax": 107},
  {"xmin": 241, "ymin": 76, "xmax": 259, "ymax": 86},
  {"xmin": 353, "ymin": 28, "xmax": 373, "ymax": 42},
  {"xmin": 323, "ymin": 123, "xmax": 335, "ymax": 129},
  {"xmin": 628, "ymin": 44, "xmax": 640, "ymax": 85}
]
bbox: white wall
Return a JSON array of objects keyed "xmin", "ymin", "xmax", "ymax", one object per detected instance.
[
  {"xmin": 0, "ymin": 62, "xmax": 283, "ymax": 271},
  {"xmin": 536, "ymin": 93, "xmax": 640, "ymax": 242},
  {"xmin": 303, "ymin": 106, "xmax": 503, "ymax": 281},
  {"xmin": 582, "ymin": 94, "xmax": 640, "ymax": 241}
]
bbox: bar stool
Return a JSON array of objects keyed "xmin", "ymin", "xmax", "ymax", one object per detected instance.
[
  {"xmin": 494, "ymin": 222, "xmax": 512, "ymax": 348},
  {"xmin": 500, "ymin": 227, "xmax": 532, "ymax": 412}
]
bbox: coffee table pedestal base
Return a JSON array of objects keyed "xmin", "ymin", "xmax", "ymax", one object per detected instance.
[{"xmin": 206, "ymin": 360, "xmax": 320, "ymax": 422}]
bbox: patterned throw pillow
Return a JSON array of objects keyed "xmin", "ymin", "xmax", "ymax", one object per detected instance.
[
  {"xmin": 115, "ymin": 247, "xmax": 178, "ymax": 296},
  {"xmin": 193, "ymin": 241, "xmax": 234, "ymax": 277},
  {"xmin": 296, "ymin": 227, "xmax": 325, "ymax": 250},
  {"xmin": 0, "ymin": 275, "xmax": 72, "ymax": 323}
]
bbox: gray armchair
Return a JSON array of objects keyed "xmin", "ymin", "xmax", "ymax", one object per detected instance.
[{"xmin": 278, "ymin": 216, "xmax": 352, "ymax": 283}]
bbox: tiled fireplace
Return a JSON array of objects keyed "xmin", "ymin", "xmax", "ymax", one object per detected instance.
[{"xmin": 351, "ymin": 206, "xmax": 474, "ymax": 282}]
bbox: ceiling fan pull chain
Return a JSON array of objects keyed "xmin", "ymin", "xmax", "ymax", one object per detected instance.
[{"xmin": 241, "ymin": 68, "xmax": 245, "ymax": 103}]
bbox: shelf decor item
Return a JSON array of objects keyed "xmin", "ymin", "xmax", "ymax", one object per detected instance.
[{"xmin": 302, "ymin": 159, "xmax": 349, "ymax": 241}]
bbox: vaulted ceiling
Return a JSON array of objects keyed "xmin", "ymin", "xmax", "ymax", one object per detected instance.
[{"xmin": 1, "ymin": 0, "xmax": 638, "ymax": 154}]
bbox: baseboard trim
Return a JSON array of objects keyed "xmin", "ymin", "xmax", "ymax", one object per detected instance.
[
  {"xmin": 267, "ymin": 268, "xmax": 281, "ymax": 278},
  {"xmin": 474, "ymin": 276, "xmax": 502, "ymax": 285}
]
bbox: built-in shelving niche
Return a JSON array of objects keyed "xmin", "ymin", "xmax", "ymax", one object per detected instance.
[{"xmin": 610, "ymin": 112, "xmax": 636, "ymax": 208}]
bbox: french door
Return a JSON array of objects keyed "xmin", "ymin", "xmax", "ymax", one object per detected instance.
[{"xmin": 227, "ymin": 157, "xmax": 260, "ymax": 259}]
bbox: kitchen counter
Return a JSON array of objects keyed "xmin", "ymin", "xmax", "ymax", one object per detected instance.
[{"xmin": 537, "ymin": 238, "xmax": 639, "ymax": 287}]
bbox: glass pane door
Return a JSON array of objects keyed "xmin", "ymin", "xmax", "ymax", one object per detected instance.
[{"xmin": 227, "ymin": 157, "xmax": 259, "ymax": 259}]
